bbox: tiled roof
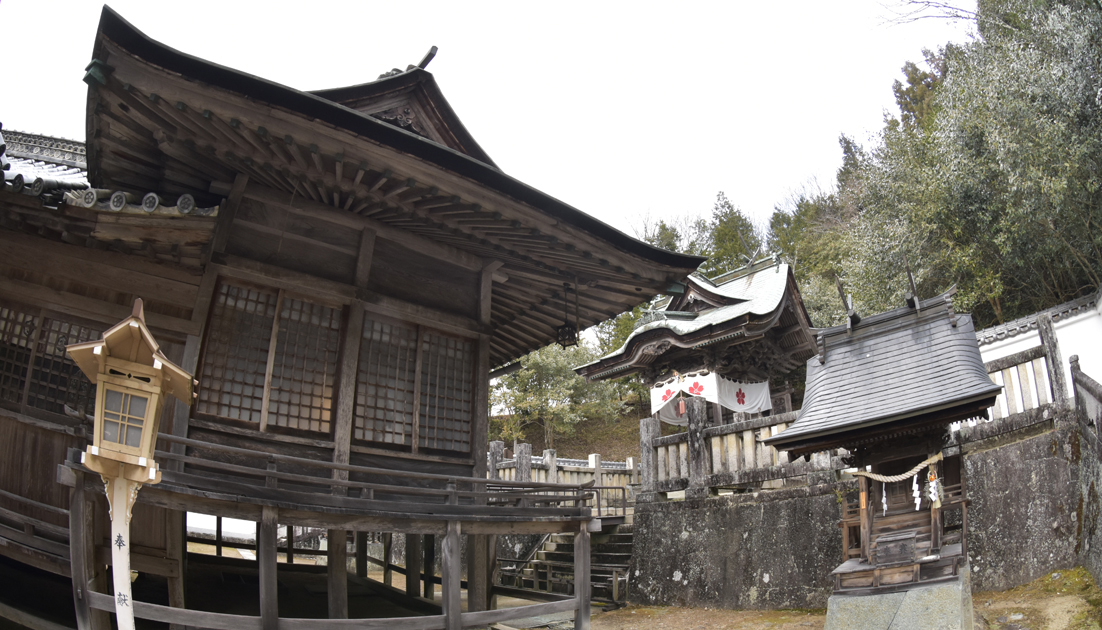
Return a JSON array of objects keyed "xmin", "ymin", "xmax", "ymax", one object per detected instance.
[
  {"xmin": 975, "ymin": 290, "xmax": 1098, "ymax": 346},
  {"xmin": 2, "ymin": 129, "xmax": 89, "ymax": 201},
  {"xmin": 768, "ymin": 292, "xmax": 1001, "ymax": 447},
  {"xmin": 587, "ymin": 258, "xmax": 791, "ymax": 365}
]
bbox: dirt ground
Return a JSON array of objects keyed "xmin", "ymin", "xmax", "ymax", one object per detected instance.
[
  {"xmin": 589, "ymin": 606, "xmax": 825, "ymax": 630},
  {"xmin": 584, "ymin": 567, "xmax": 1102, "ymax": 630}
]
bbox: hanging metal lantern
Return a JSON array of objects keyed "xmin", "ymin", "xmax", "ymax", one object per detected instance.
[{"xmin": 556, "ymin": 282, "xmax": 578, "ymax": 348}]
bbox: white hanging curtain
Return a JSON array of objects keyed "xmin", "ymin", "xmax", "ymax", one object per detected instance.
[{"xmin": 650, "ymin": 373, "xmax": 772, "ymax": 426}]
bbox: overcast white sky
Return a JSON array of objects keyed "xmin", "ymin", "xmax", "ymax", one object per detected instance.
[{"xmin": 0, "ymin": 1, "xmax": 975, "ymax": 237}]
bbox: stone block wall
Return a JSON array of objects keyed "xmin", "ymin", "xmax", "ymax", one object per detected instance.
[{"xmin": 630, "ymin": 481, "xmax": 854, "ymax": 610}]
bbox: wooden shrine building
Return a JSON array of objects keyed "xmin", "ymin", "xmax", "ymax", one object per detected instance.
[
  {"xmin": 766, "ymin": 289, "xmax": 1002, "ymax": 594},
  {"xmin": 0, "ymin": 6, "xmax": 704, "ymax": 629},
  {"xmin": 576, "ymin": 256, "xmax": 817, "ymax": 499}
]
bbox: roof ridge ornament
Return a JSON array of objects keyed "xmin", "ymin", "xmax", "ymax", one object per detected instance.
[{"xmin": 834, "ymin": 276, "xmax": 861, "ymax": 331}]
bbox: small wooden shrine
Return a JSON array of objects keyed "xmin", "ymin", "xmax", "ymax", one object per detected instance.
[
  {"xmin": 766, "ymin": 288, "xmax": 1002, "ymax": 594},
  {"xmin": 576, "ymin": 255, "xmax": 816, "ymax": 393}
]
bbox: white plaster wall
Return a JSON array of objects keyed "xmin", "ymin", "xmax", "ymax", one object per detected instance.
[{"xmin": 978, "ymin": 301, "xmax": 1102, "ymax": 399}]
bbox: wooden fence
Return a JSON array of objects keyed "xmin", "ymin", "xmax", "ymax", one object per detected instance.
[{"xmin": 488, "ymin": 441, "xmax": 637, "ymax": 517}]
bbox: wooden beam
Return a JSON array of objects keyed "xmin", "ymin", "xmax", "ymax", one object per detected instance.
[
  {"xmin": 243, "ymin": 182, "xmax": 482, "ymax": 272},
  {"xmin": 208, "ymin": 173, "xmax": 249, "ymax": 262},
  {"xmin": 479, "ymin": 261, "xmax": 503, "ymax": 327},
  {"xmin": 356, "ymin": 229, "xmax": 377, "ymax": 289}
]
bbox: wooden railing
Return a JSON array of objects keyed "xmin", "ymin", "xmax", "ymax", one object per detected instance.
[
  {"xmin": 101, "ymin": 433, "xmax": 600, "ymax": 522},
  {"xmin": 638, "ymin": 405, "xmax": 848, "ymax": 501},
  {"xmin": 488, "ymin": 441, "xmax": 636, "ymax": 518}
]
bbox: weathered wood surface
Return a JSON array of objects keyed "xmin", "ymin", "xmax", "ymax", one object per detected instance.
[
  {"xmin": 259, "ymin": 506, "xmax": 278, "ymax": 630},
  {"xmin": 574, "ymin": 524, "xmax": 592, "ymax": 630}
]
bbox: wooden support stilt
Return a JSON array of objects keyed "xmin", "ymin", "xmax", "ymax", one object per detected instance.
[
  {"xmin": 573, "ymin": 523, "xmax": 591, "ymax": 630},
  {"xmin": 405, "ymin": 534, "xmax": 422, "ymax": 598},
  {"xmin": 468, "ymin": 534, "xmax": 491, "ymax": 612},
  {"xmin": 382, "ymin": 533, "xmax": 394, "ymax": 586},
  {"xmin": 259, "ymin": 506, "xmax": 279, "ymax": 630},
  {"xmin": 442, "ymin": 521, "xmax": 461, "ymax": 630},
  {"xmin": 165, "ymin": 509, "xmax": 186, "ymax": 630},
  {"xmin": 423, "ymin": 534, "xmax": 436, "ymax": 600},
  {"xmin": 930, "ymin": 458, "xmax": 942, "ymax": 556},
  {"xmin": 355, "ymin": 532, "xmax": 367, "ymax": 578},
  {"xmin": 328, "ymin": 529, "xmax": 348, "ymax": 618}
]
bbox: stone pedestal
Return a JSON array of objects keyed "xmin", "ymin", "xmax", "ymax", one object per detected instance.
[{"xmin": 825, "ymin": 562, "xmax": 973, "ymax": 630}]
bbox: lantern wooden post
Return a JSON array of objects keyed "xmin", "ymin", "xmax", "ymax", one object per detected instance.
[{"xmin": 67, "ymin": 300, "xmax": 195, "ymax": 630}]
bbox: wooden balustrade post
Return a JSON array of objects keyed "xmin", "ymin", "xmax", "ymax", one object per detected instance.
[
  {"xmin": 516, "ymin": 443, "xmax": 532, "ymax": 482},
  {"xmin": 685, "ymin": 396, "xmax": 713, "ymax": 499},
  {"xmin": 165, "ymin": 509, "xmax": 186, "ymax": 630},
  {"xmin": 1037, "ymin": 314, "xmax": 1069, "ymax": 406},
  {"xmin": 543, "ymin": 449, "xmax": 558, "ymax": 484},
  {"xmin": 588, "ymin": 453, "xmax": 603, "ymax": 487},
  {"xmin": 489, "ymin": 441, "xmax": 505, "ymax": 480},
  {"xmin": 70, "ymin": 471, "xmax": 108, "ymax": 630},
  {"xmin": 639, "ymin": 415, "xmax": 661, "ymax": 502}
]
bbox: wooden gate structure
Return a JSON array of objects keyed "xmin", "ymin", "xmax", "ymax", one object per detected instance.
[{"xmin": 0, "ymin": 7, "xmax": 704, "ymax": 629}]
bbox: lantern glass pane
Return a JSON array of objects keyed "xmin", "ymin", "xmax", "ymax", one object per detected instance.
[
  {"xmin": 127, "ymin": 395, "xmax": 147, "ymax": 423},
  {"xmin": 125, "ymin": 425, "xmax": 143, "ymax": 448},
  {"xmin": 105, "ymin": 389, "xmax": 123, "ymax": 413},
  {"xmin": 100, "ymin": 388, "xmax": 149, "ymax": 450}
]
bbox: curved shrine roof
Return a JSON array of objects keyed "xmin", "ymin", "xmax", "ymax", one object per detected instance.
[{"xmin": 766, "ymin": 291, "xmax": 1002, "ymax": 454}]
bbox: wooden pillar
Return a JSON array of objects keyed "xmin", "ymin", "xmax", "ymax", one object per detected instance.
[
  {"xmin": 711, "ymin": 401, "xmax": 724, "ymax": 427},
  {"xmin": 638, "ymin": 415, "xmax": 660, "ymax": 502},
  {"xmin": 1038, "ymin": 313, "xmax": 1069, "ymax": 406},
  {"xmin": 544, "ymin": 449, "xmax": 558, "ymax": 484},
  {"xmin": 165, "ymin": 509, "xmax": 186, "ymax": 630},
  {"xmin": 405, "ymin": 534, "xmax": 422, "ymax": 597},
  {"xmin": 588, "ymin": 453, "xmax": 603, "ymax": 487},
  {"xmin": 70, "ymin": 471, "xmax": 108, "ymax": 630},
  {"xmin": 382, "ymin": 533, "xmax": 394, "ymax": 586},
  {"xmin": 930, "ymin": 458, "xmax": 942, "ymax": 555},
  {"xmin": 489, "ymin": 441, "xmax": 505, "ymax": 480},
  {"xmin": 259, "ymin": 506, "xmax": 279, "ymax": 630},
  {"xmin": 515, "ymin": 443, "xmax": 532, "ymax": 482},
  {"xmin": 858, "ymin": 476, "xmax": 871, "ymax": 563},
  {"xmin": 442, "ymin": 522, "xmax": 462, "ymax": 630},
  {"xmin": 286, "ymin": 525, "xmax": 294, "ymax": 564},
  {"xmin": 468, "ymin": 534, "xmax": 491, "ymax": 612},
  {"xmin": 573, "ymin": 523, "xmax": 591, "ymax": 630},
  {"xmin": 685, "ymin": 396, "xmax": 712, "ymax": 499},
  {"xmin": 423, "ymin": 534, "xmax": 436, "ymax": 600},
  {"xmin": 355, "ymin": 532, "xmax": 368, "ymax": 578},
  {"xmin": 328, "ymin": 529, "xmax": 348, "ymax": 618},
  {"xmin": 216, "ymin": 517, "xmax": 223, "ymax": 556}
]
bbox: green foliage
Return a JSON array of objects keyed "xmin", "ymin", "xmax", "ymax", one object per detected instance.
[
  {"xmin": 491, "ymin": 342, "xmax": 624, "ymax": 449},
  {"xmin": 837, "ymin": 3, "xmax": 1102, "ymax": 325}
]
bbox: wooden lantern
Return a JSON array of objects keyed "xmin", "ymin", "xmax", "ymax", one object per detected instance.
[
  {"xmin": 67, "ymin": 299, "xmax": 194, "ymax": 481},
  {"xmin": 66, "ymin": 299, "xmax": 194, "ymax": 630}
]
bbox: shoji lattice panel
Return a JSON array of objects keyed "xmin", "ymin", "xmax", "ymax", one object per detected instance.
[
  {"xmin": 267, "ymin": 297, "xmax": 340, "ymax": 433},
  {"xmin": 29, "ymin": 316, "xmax": 100, "ymax": 415},
  {"xmin": 353, "ymin": 316, "xmax": 418, "ymax": 446},
  {"xmin": 197, "ymin": 283, "xmax": 278, "ymax": 423},
  {"xmin": 0, "ymin": 302, "xmax": 36, "ymax": 406},
  {"xmin": 418, "ymin": 331, "xmax": 473, "ymax": 453}
]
